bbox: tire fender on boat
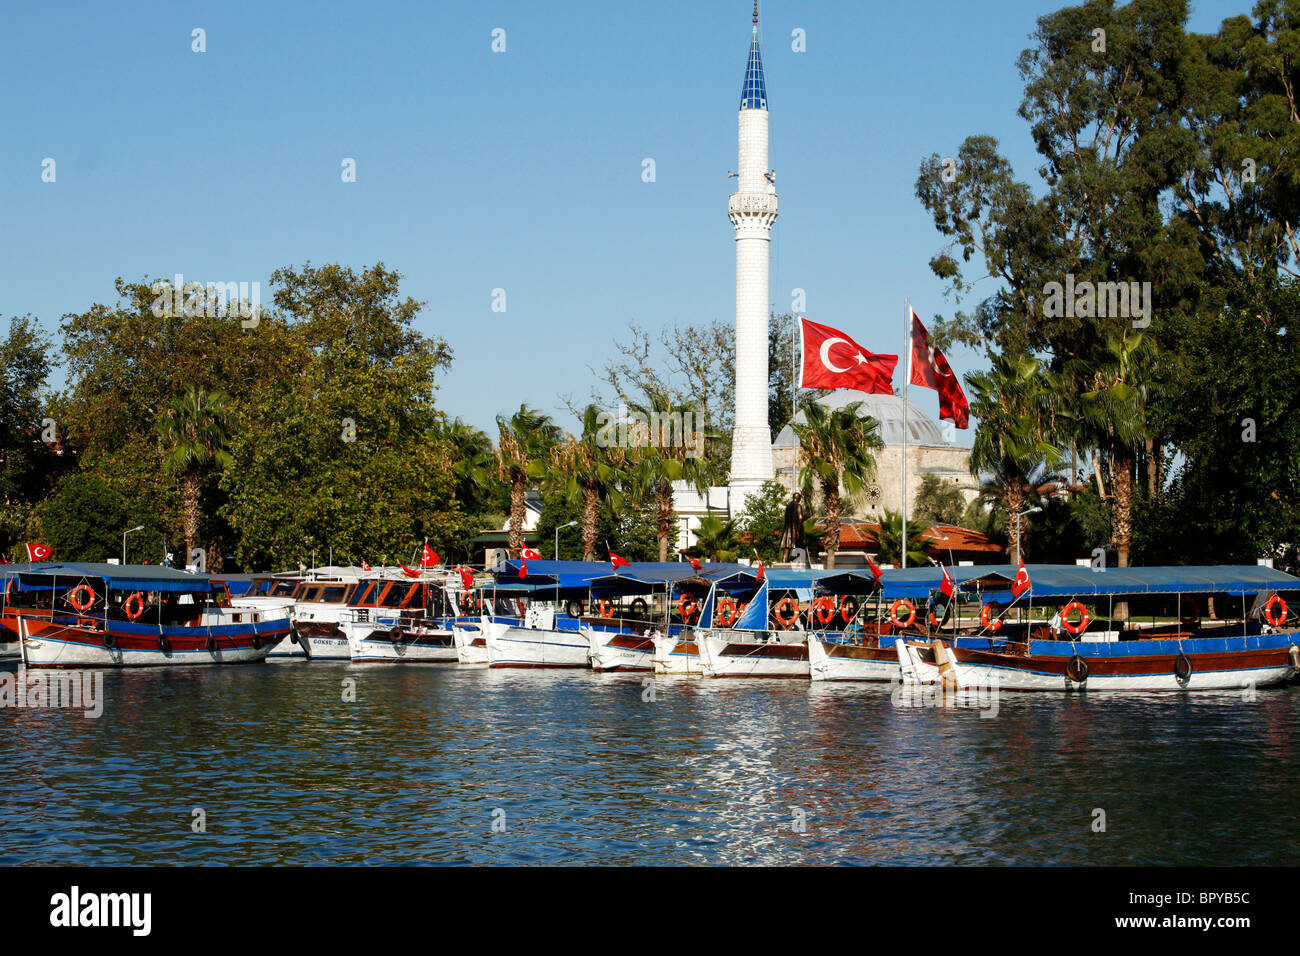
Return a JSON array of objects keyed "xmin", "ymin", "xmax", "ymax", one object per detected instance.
[
  {"xmin": 1175, "ymin": 651, "xmax": 1193, "ymax": 683},
  {"xmin": 206, "ymin": 635, "xmax": 218, "ymax": 653},
  {"xmin": 158, "ymin": 634, "xmax": 171, "ymax": 655},
  {"xmin": 1065, "ymin": 653, "xmax": 1089, "ymax": 684},
  {"xmin": 103, "ymin": 630, "xmax": 116, "ymax": 650},
  {"xmin": 630, "ymin": 598, "xmax": 649, "ymax": 617},
  {"xmin": 565, "ymin": 599, "xmax": 585, "ymax": 619},
  {"xmin": 391, "ymin": 628, "xmax": 405, "ymax": 645}
]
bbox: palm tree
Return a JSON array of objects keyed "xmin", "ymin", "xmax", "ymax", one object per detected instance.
[
  {"xmin": 966, "ymin": 353, "xmax": 1063, "ymax": 564},
  {"xmin": 790, "ymin": 397, "xmax": 883, "ymax": 569},
  {"xmin": 496, "ymin": 404, "xmax": 561, "ymax": 556},
  {"xmin": 156, "ymin": 386, "xmax": 234, "ymax": 562},
  {"xmin": 625, "ymin": 392, "xmax": 709, "ymax": 562},
  {"xmin": 541, "ymin": 405, "xmax": 625, "ymax": 561},
  {"xmin": 692, "ymin": 514, "xmax": 738, "ymax": 562},
  {"xmin": 873, "ymin": 510, "xmax": 931, "ymax": 567},
  {"xmin": 1071, "ymin": 332, "xmax": 1155, "ymax": 567}
]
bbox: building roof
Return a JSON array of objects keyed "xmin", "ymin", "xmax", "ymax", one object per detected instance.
[
  {"xmin": 740, "ymin": 25, "xmax": 767, "ymax": 110},
  {"xmin": 774, "ymin": 392, "xmax": 949, "ymax": 448},
  {"xmin": 824, "ymin": 521, "xmax": 1003, "ymax": 556}
]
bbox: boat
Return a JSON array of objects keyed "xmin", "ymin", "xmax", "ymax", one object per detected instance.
[
  {"xmin": 10, "ymin": 563, "xmax": 290, "ymax": 668},
  {"xmin": 477, "ymin": 560, "xmax": 612, "ymax": 669},
  {"xmin": 900, "ymin": 564, "xmax": 1300, "ymax": 692},
  {"xmin": 224, "ymin": 569, "xmax": 365, "ymax": 661},
  {"xmin": 340, "ymin": 570, "xmax": 468, "ymax": 663},
  {"xmin": 583, "ymin": 563, "xmax": 724, "ymax": 672}
]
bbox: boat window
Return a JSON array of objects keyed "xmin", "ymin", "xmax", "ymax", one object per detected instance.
[
  {"xmin": 380, "ymin": 583, "xmax": 410, "ymax": 608},
  {"xmin": 272, "ymin": 582, "xmax": 297, "ymax": 597},
  {"xmin": 320, "ymin": 586, "xmax": 347, "ymax": 603},
  {"xmin": 350, "ymin": 581, "xmax": 377, "ymax": 606}
]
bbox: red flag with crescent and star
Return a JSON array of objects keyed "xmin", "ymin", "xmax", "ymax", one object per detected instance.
[
  {"xmin": 940, "ymin": 564, "xmax": 955, "ymax": 599},
  {"xmin": 26, "ymin": 543, "xmax": 52, "ymax": 562},
  {"xmin": 1011, "ymin": 558, "xmax": 1031, "ymax": 598},
  {"xmin": 520, "ymin": 545, "xmax": 541, "ymax": 561},
  {"xmin": 458, "ymin": 567, "xmax": 475, "ymax": 591},
  {"xmin": 909, "ymin": 311, "xmax": 970, "ymax": 429},
  {"xmin": 797, "ymin": 318, "xmax": 898, "ymax": 395},
  {"xmin": 420, "ymin": 542, "xmax": 439, "ymax": 568}
]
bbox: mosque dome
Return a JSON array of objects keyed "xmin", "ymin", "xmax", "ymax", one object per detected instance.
[{"xmin": 773, "ymin": 392, "xmax": 949, "ymax": 448}]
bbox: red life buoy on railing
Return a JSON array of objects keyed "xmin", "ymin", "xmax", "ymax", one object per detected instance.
[
  {"xmin": 69, "ymin": 584, "xmax": 97, "ymax": 613},
  {"xmin": 1061, "ymin": 601, "xmax": 1090, "ymax": 635},
  {"xmin": 600, "ymin": 599, "xmax": 615, "ymax": 618},
  {"xmin": 889, "ymin": 599, "xmax": 916, "ymax": 629},
  {"xmin": 1264, "ymin": 595, "xmax": 1289, "ymax": 627},
  {"xmin": 814, "ymin": 596, "xmax": 837, "ymax": 626},
  {"xmin": 3, "ymin": 579, "xmax": 14, "ymax": 602},
  {"xmin": 677, "ymin": 594, "xmax": 697, "ymax": 623},
  {"xmin": 773, "ymin": 596, "xmax": 798, "ymax": 629},
  {"xmin": 839, "ymin": 596, "xmax": 859, "ymax": 623},
  {"xmin": 716, "ymin": 596, "xmax": 738, "ymax": 627},
  {"xmin": 124, "ymin": 592, "xmax": 146, "ymax": 621},
  {"xmin": 981, "ymin": 602, "xmax": 1004, "ymax": 633}
]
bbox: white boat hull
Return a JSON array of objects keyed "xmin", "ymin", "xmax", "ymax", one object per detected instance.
[
  {"xmin": 651, "ymin": 633, "xmax": 702, "ymax": 674},
  {"xmin": 344, "ymin": 622, "xmax": 458, "ymax": 663},
  {"xmin": 452, "ymin": 619, "xmax": 490, "ymax": 666},
  {"xmin": 697, "ymin": 632, "xmax": 809, "ymax": 679},
  {"xmin": 807, "ymin": 636, "xmax": 900, "ymax": 683},
  {"xmin": 586, "ymin": 626, "xmax": 657, "ymax": 672},
  {"xmin": 485, "ymin": 621, "xmax": 590, "ymax": 669}
]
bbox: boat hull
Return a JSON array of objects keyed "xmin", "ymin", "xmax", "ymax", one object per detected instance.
[
  {"xmin": 18, "ymin": 615, "xmax": 285, "ymax": 668},
  {"xmin": 344, "ymin": 622, "xmax": 458, "ymax": 663},
  {"xmin": 697, "ymin": 632, "xmax": 809, "ymax": 679},
  {"xmin": 587, "ymin": 628, "xmax": 657, "ymax": 672},
  {"xmin": 485, "ymin": 621, "xmax": 590, "ymax": 669},
  {"xmin": 807, "ymin": 637, "xmax": 900, "ymax": 682},
  {"xmin": 651, "ymin": 634, "xmax": 702, "ymax": 674},
  {"xmin": 452, "ymin": 619, "xmax": 490, "ymax": 666}
]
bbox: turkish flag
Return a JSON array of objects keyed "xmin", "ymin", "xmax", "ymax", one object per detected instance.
[
  {"xmin": 361, "ymin": 560, "xmax": 372, "ymax": 571},
  {"xmin": 797, "ymin": 318, "xmax": 898, "ymax": 395},
  {"xmin": 687, "ymin": 557, "xmax": 702, "ymax": 572},
  {"xmin": 910, "ymin": 311, "xmax": 969, "ymax": 429},
  {"xmin": 458, "ymin": 567, "xmax": 475, "ymax": 591},
  {"xmin": 520, "ymin": 545, "xmax": 542, "ymax": 560},
  {"xmin": 519, "ymin": 558, "xmax": 528, "ymax": 579},
  {"xmin": 609, "ymin": 550, "xmax": 630, "ymax": 571},
  {"xmin": 26, "ymin": 543, "xmax": 52, "ymax": 562},
  {"xmin": 940, "ymin": 564, "xmax": 955, "ymax": 599},
  {"xmin": 755, "ymin": 555, "xmax": 765, "ymax": 581},
  {"xmin": 1011, "ymin": 558, "xmax": 1031, "ymax": 598},
  {"xmin": 420, "ymin": 543, "xmax": 439, "ymax": 568},
  {"xmin": 399, "ymin": 564, "xmax": 422, "ymax": 578},
  {"xmin": 866, "ymin": 554, "xmax": 883, "ymax": 586}
]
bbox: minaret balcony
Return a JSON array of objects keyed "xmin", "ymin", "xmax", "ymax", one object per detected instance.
[{"xmin": 728, "ymin": 192, "xmax": 779, "ymax": 229}]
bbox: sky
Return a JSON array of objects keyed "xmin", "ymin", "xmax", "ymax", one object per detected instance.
[{"xmin": 1, "ymin": 0, "xmax": 1251, "ymax": 446}]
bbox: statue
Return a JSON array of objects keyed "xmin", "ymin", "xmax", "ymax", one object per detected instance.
[{"xmin": 780, "ymin": 492, "xmax": 804, "ymax": 563}]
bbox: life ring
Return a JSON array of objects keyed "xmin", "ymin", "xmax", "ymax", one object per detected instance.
[
  {"xmin": 124, "ymin": 592, "xmax": 146, "ymax": 622},
  {"xmin": 773, "ymin": 596, "xmax": 799, "ymax": 629},
  {"xmin": 814, "ymin": 596, "xmax": 837, "ymax": 626},
  {"xmin": 1066, "ymin": 654, "xmax": 1089, "ymax": 684},
  {"xmin": 460, "ymin": 593, "xmax": 479, "ymax": 614},
  {"xmin": 1179, "ymin": 598, "xmax": 1200, "ymax": 627},
  {"xmin": 1175, "ymin": 651, "xmax": 1193, "ymax": 683},
  {"xmin": 564, "ymin": 599, "xmax": 584, "ymax": 618},
  {"xmin": 889, "ymin": 599, "xmax": 916, "ymax": 629},
  {"xmin": 158, "ymin": 634, "xmax": 171, "ymax": 654},
  {"xmin": 3, "ymin": 579, "xmax": 14, "ymax": 602},
  {"xmin": 677, "ymin": 594, "xmax": 697, "ymax": 623},
  {"xmin": 839, "ymin": 596, "xmax": 859, "ymax": 623},
  {"xmin": 630, "ymin": 598, "xmax": 649, "ymax": 616},
  {"xmin": 1061, "ymin": 601, "xmax": 1089, "ymax": 635},
  {"xmin": 600, "ymin": 600, "xmax": 615, "ymax": 618},
  {"xmin": 1263, "ymin": 595, "xmax": 1288, "ymax": 627},
  {"xmin": 69, "ymin": 584, "xmax": 97, "ymax": 613},
  {"xmin": 716, "ymin": 596, "xmax": 738, "ymax": 627},
  {"xmin": 928, "ymin": 602, "xmax": 951, "ymax": 629},
  {"xmin": 981, "ymin": 602, "xmax": 1004, "ymax": 633}
]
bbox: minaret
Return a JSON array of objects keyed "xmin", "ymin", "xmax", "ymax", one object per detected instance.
[{"xmin": 728, "ymin": 1, "xmax": 777, "ymax": 505}]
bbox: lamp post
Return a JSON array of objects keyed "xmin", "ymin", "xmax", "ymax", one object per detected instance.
[
  {"xmin": 1014, "ymin": 506, "xmax": 1042, "ymax": 565},
  {"xmin": 122, "ymin": 525, "xmax": 145, "ymax": 565},
  {"xmin": 555, "ymin": 521, "xmax": 578, "ymax": 560}
]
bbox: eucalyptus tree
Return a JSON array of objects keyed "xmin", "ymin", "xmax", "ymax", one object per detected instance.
[{"xmin": 790, "ymin": 397, "xmax": 883, "ymax": 570}]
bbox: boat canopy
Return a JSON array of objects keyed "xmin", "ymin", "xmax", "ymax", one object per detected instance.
[
  {"xmin": 4, "ymin": 562, "xmax": 212, "ymax": 593},
  {"xmin": 879, "ymin": 563, "xmax": 1300, "ymax": 600}
]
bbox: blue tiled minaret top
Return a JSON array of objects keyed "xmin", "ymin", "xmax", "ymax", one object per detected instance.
[{"xmin": 739, "ymin": 25, "xmax": 767, "ymax": 111}]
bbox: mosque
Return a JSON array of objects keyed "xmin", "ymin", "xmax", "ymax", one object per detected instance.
[{"xmin": 671, "ymin": 6, "xmax": 976, "ymax": 555}]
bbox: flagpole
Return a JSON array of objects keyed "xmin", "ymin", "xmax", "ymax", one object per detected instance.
[{"xmin": 902, "ymin": 297, "xmax": 911, "ymax": 569}]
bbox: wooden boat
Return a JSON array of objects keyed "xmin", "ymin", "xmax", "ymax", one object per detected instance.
[
  {"xmin": 11, "ymin": 563, "xmax": 289, "ymax": 668},
  {"xmin": 340, "ymin": 571, "xmax": 467, "ymax": 663},
  {"xmin": 896, "ymin": 564, "xmax": 1300, "ymax": 692}
]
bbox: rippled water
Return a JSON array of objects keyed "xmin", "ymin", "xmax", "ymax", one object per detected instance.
[{"xmin": 1, "ymin": 660, "xmax": 1298, "ymax": 865}]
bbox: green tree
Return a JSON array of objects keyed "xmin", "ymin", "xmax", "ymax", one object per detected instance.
[
  {"xmin": 913, "ymin": 473, "xmax": 969, "ymax": 526},
  {"xmin": 497, "ymin": 404, "xmax": 561, "ymax": 556},
  {"xmin": 539, "ymin": 405, "xmax": 625, "ymax": 561},
  {"xmin": 791, "ymin": 397, "xmax": 883, "ymax": 569},
  {"xmin": 156, "ymin": 386, "xmax": 234, "ymax": 563},
  {"xmin": 626, "ymin": 393, "xmax": 710, "ymax": 562},
  {"xmin": 735, "ymin": 479, "xmax": 790, "ymax": 562},
  {"xmin": 873, "ymin": 510, "xmax": 931, "ymax": 568}
]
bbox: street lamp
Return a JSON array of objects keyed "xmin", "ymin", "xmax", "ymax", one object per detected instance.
[
  {"xmin": 556, "ymin": 521, "xmax": 578, "ymax": 560},
  {"xmin": 122, "ymin": 525, "xmax": 145, "ymax": 565},
  {"xmin": 1014, "ymin": 507, "xmax": 1042, "ymax": 565}
]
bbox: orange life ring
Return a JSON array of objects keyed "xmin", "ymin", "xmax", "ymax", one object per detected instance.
[
  {"xmin": 1264, "ymin": 595, "xmax": 1289, "ymax": 627},
  {"xmin": 1061, "ymin": 601, "xmax": 1089, "ymax": 635},
  {"xmin": 889, "ymin": 599, "xmax": 916, "ymax": 629},
  {"xmin": 69, "ymin": 584, "xmax": 97, "ymax": 613},
  {"xmin": 773, "ymin": 596, "xmax": 798, "ymax": 628},
  {"xmin": 1179, "ymin": 597, "xmax": 1199, "ymax": 627},
  {"xmin": 3, "ymin": 578, "xmax": 14, "ymax": 602},
  {"xmin": 814, "ymin": 596, "xmax": 837, "ymax": 626},
  {"xmin": 839, "ymin": 596, "xmax": 859, "ymax": 622},
  {"xmin": 716, "ymin": 596, "xmax": 738, "ymax": 627},
  {"xmin": 981, "ymin": 602, "xmax": 1004, "ymax": 633},
  {"xmin": 600, "ymin": 599, "xmax": 615, "ymax": 618},
  {"xmin": 677, "ymin": 594, "xmax": 697, "ymax": 623},
  {"xmin": 124, "ymin": 592, "xmax": 146, "ymax": 622}
]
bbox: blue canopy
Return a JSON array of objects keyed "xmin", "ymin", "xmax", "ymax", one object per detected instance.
[{"xmin": 7, "ymin": 562, "xmax": 213, "ymax": 593}]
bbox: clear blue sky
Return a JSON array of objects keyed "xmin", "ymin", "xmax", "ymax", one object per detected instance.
[{"xmin": 1, "ymin": 0, "xmax": 1247, "ymax": 444}]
